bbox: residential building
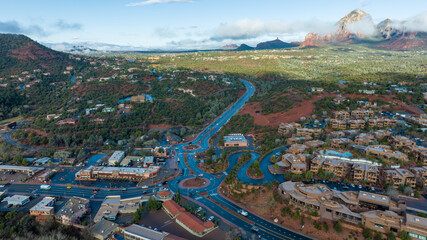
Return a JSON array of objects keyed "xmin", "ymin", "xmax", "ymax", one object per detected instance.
[
  {"xmin": 280, "ymin": 154, "xmax": 307, "ymax": 174},
  {"xmin": 384, "ymin": 169, "xmax": 416, "ymax": 188},
  {"xmin": 349, "ymin": 119, "xmax": 366, "ymax": 129},
  {"xmin": 330, "ymin": 119, "xmax": 347, "ymax": 129},
  {"xmin": 412, "ymin": 167, "xmax": 427, "ymax": 187},
  {"xmin": 286, "ymin": 144, "xmax": 309, "ymax": 155},
  {"xmin": 108, "ymin": 151, "xmax": 125, "ymax": 166},
  {"xmin": 56, "ymin": 118, "xmax": 77, "ymax": 126},
  {"xmin": 368, "ymin": 118, "xmax": 397, "ymax": 128},
  {"xmin": 89, "ymin": 219, "xmax": 119, "ymax": 240},
  {"xmin": 224, "ymin": 134, "xmax": 248, "ymax": 147},
  {"xmin": 56, "ymin": 197, "xmax": 90, "ymax": 225},
  {"xmin": 311, "ymin": 87, "xmax": 324, "ymax": 93},
  {"xmin": 364, "ymin": 145, "xmax": 408, "ymax": 162},
  {"xmin": 354, "ymin": 133, "xmax": 375, "ymax": 145},
  {"xmin": 278, "ymin": 123, "xmax": 301, "ymax": 135},
  {"xmin": 334, "ymin": 111, "xmax": 350, "ymax": 120},
  {"xmin": 75, "ymin": 165, "xmax": 160, "ymax": 181},
  {"xmin": 373, "ymin": 130, "xmax": 392, "ymax": 139},
  {"xmin": 286, "ymin": 136, "xmax": 312, "ymax": 145},
  {"xmin": 30, "ymin": 197, "xmax": 56, "ymax": 217},
  {"xmin": 330, "ymin": 138, "xmax": 353, "ymax": 148},
  {"xmin": 351, "ymin": 109, "xmax": 374, "ymax": 119},
  {"xmin": 296, "ymin": 128, "xmax": 322, "ymax": 138},
  {"xmin": 305, "ymin": 140, "xmax": 325, "ymax": 149},
  {"xmin": 391, "ymin": 136, "xmax": 416, "ymax": 148},
  {"xmin": 353, "ymin": 164, "xmax": 379, "ymax": 185},
  {"xmin": 310, "ymin": 155, "xmax": 380, "ymax": 179},
  {"xmin": 403, "ymin": 145, "xmax": 427, "ymax": 164},
  {"xmin": 2, "ymin": 195, "xmax": 30, "ymax": 206}
]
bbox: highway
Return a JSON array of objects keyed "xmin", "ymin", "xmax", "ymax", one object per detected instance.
[{"xmin": 2, "ymin": 79, "xmax": 310, "ymax": 240}]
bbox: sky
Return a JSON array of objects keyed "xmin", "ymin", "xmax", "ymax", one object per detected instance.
[{"xmin": 0, "ymin": 0, "xmax": 426, "ymax": 50}]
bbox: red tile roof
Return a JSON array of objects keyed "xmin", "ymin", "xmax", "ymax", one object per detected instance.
[
  {"xmin": 162, "ymin": 200, "xmax": 185, "ymax": 217},
  {"xmin": 158, "ymin": 190, "xmax": 171, "ymax": 197},
  {"xmin": 176, "ymin": 212, "xmax": 215, "ymax": 234}
]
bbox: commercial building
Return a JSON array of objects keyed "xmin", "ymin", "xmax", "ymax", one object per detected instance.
[
  {"xmin": 0, "ymin": 165, "xmax": 44, "ymax": 176},
  {"xmin": 120, "ymin": 156, "xmax": 142, "ymax": 167},
  {"xmin": 108, "ymin": 151, "xmax": 125, "ymax": 166},
  {"xmin": 162, "ymin": 200, "xmax": 185, "ymax": 218},
  {"xmin": 224, "ymin": 134, "xmax": 248, "ymax": 147},
  {"xmin": 94, "ymin": 196, "xmax": 141, "ymax": 222},
  {"xmin": 124, "ymin": 224, "xmax": 169, "ymax": 240},
  {"xmin": 384, "ymin": 169, "xmax": 416, "ymax": 188},
  {"xmin": 89, "ymin": 219, "xmax": 119, "ymax": 240},
  {"xmin": 143, "ymin": 156, "xmax": 154, "ymax": 167},
  {"xmin": 30, "ymin": 197, "xmax": 56, "ymax": 217},
  {"xmin": 56, "ymin": 197, "xmax": 90, "ymax": 225},
  {"xmin": 75, "ymin": 165, "xmax": 160, "ymax": 181},
  {"xmin": 176, "ymin": 212, "xmax": 215, "ymax": 237},
  {"xmin": 2, "ymin": 195, "xmax": 30, "ymax": 206}
]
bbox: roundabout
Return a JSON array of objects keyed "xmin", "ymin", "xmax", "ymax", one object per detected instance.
[{"xmin": 179, "ymin": 177, "xmax": 210, "ymax": 189}]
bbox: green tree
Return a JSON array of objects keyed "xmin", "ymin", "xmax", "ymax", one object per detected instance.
[
  {"xmin": 333, "ymin": 221, "xmax": 342, "ymax": 233},
  {"xmin": 146, "ymin": 196, "xmax": 161, "ymax": 210},
  {"xmin": 363, "ymin": 228, "xmax": 372, "ymax": 239}
]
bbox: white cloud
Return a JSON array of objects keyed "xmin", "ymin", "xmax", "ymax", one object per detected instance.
[
  {"xmin": 211, "ymin": 18, "xmax": 336, "ymax": 41},
  {"xmin": 346, "ymin": 16, "xmax": 377, "ymax": 36},
  {"xmin": 126, "ymin": 0, "xmax": 194, "ymax": 7},
  {"xmin": 392, "ymin": 11, "xmax": 427, "ymax": 32}
]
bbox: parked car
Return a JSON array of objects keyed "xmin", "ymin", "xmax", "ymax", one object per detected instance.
[{"xmin": 208, "ymin": 216, "xmax": 215, "ymax": 221}]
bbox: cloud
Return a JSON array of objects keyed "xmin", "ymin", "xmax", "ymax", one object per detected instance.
[
  {"xmin": 392, "ymin": 11, "xmax": 427, "ymax": 32},
  {"xmin": 55, "ymin": 19, "xmax": 82, "ymax": 31},
  {"xmin": 126, "ymin": 0, "xmax": 194, "ymax": 7},
  {"xmin": 153, "ymin": 27, "xmax": 177, "ymax": 38},
  {"xmin": 346, "ymin": 16, "xmax": 377, "ymax": 36},
  {"xmin": 211, "ymin": 19, "xmax": 336, "ymax": 41},
  {"xmin": 0, "ymin": 20, "xmax": 47, "ymax": 36}
]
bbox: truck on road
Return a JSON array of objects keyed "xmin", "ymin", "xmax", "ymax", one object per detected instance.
[{"xmin": 40, "ymin": 185, "xmax": 51, "ymax": 190}]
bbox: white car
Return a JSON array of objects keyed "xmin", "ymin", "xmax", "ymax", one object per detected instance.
[
  {"xmin": 238, "ymin": 209, "xmax": 248, "ymax": 216},
  {"xmin": 141, "ymin": 185, "xmax": 148, "ymax": 189},
  {"xmin": 208, "ymin": 216, "xmax": 215, "ymax": 221}
]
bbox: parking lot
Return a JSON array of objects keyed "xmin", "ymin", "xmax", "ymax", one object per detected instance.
[{"xmin": 0, "ymin": 171, "xmax": 29, "ymax": 183}]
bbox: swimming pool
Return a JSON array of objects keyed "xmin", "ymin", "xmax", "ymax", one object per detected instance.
[{"xmin": 325, "ymin": 150, "xmax": 352, "ymax": 158}]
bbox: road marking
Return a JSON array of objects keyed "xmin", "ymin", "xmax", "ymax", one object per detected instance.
[
  {"xmin": 195, "ymin": 196, "xmax": 203, "ymax": 200},
  {"xmin": 210, "ymin": 193, "xmax": 218, "ymax": 196},
  {"xmin": 223, "ymin": 172, "xmax": 228, "ymax": 176}
]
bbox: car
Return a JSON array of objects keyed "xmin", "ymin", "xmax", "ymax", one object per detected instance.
[
  {"xmin": 358, "ymin": 185, "xmax": 363, "ymax": 189},
  {"xmin": 0, "ymin": 185, "xmax": 5, "ymax": 188},
  {"xmin": 370, "ymin": 187, "xmax": 376, "ymax": 192},
  {"xmin": 196, "ymin": 207, "xmax": 202, "ymax": 213},
  {"xmin": 154, "ymin": 228, "xmax": 159, "ymax": 231},
  {"xmin": 143, "ymin": 191, "xmax": 148, "ymax": 194},
  {"xmin": 342, "ymin": 186, "xmax": 349, "ymax": 189},
  {"xmin": 162, "ymin": 181, "xmax": 168, "ymax": 185},
  {"xmin": 122, "ymin": 188, "xmax": 127, "ymax": 192},
  {"xmin": 238, "ymin": 209, "xmax": 248, "ymax": 217},
  {"xmin": 208, "ymin": 216, "xmax": 215, "ymax": 221},
  {"xmin": 251, "ymin": 225, "xmax": 260, "ymax": 233},
  {"xmin": 141, "ymin": 185, "xmax": 148, "ymax": 189},
  {"xmin": 67, "ymin": 186, "xmax": 71, "ymax": 189},
  {"xmin": 350, "ymin": 184, "xmax": 355, "ymax": 188},
  {"xmin": 189, "ymin": 192, "xmax": 195, "ymax": 197}
]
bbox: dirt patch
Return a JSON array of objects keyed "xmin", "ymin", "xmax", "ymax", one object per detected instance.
[
  {"xmin": 181, "ymin": 177, "xmax": 209, "ymax": 188},
  {"xmin": 183, "ymin": 144, "xmax": 201, "ymax": 150}
]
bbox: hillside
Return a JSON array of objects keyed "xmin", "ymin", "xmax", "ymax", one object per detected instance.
[{"xmin": 0, "ymin": 34, "xmax": 76, "ymax": 75}]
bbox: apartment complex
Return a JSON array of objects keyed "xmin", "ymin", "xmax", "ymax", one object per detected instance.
[
  {"xmin": 354, "ymin": 133, "xmax": 375, "ymax": 145},
  {"xmin": 351, "ymin": 109, "xmax": 375, "ymax": 119},
  {"xmin": 334, "ymin": 111, "xmax": 350, "ymax": 120},
  {"xmin": 384, "ymin": 169, "xmax": 416, "ymax": 188},
  {"xmin": 368, "ymin": 118, "xmax": 397, "ymax": 128},
  {"xmin": 349, "ymin": 119, "xmax": 366, "ymax": 129},
  {"xmin": 403, "ymin": 145, "xmax": 427, "ymax": 164},
  {"xmin": 412, "ymin": 167, "xmax": 427, "ymax": 187},
  {"xmin": 296, "ymin": 128, "xmax": 322, "ymax": 138},
  {"xmin": 330, "ymin": 119, "xmax": 347, "ymax": 130},
  {"xmin": 364, "ymin": 145, "xmax": 408, "ymax": 162},
  {"xmin": 286, "ymin": 144, "xmax": 309, "ymax": 155},
  {"xmin": 286, "ymin": 136, "xmax": 312, "ymax": 144},
  {"xmin": 280, "ymin": 154, "xmax": 307, "ymax": 174},
  {"xmin": 330, "ymin": 138, "xmax": 353, "ymax": 148},
  {"xmin": 75, "ymin": 165, "xmax": 160, "ymax": 181},
  {"xmin": 353, "ymin": 164, "xmax": 379, "ymax": 184},
  {"xmin": 278, "ymin": 122, "xmax": 301, "ymax": 135},
  {"xmin": 391, "ymin": 136, "xmax": 416, "ymax": 148}
]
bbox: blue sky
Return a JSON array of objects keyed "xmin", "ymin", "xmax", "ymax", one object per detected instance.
[{"xmin": 0, "ymin": 0, "xmax": 426, "ymax": 49}]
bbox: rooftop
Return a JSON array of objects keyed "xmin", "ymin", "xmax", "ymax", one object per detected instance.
[
  {"xmin": 176, "ymin": 212, "xmax": 215, "ymax": 234},
  {"xmin": 30, "ymin": 197, "xmax": 55, "ymax": 212},
  {"xmin": 224, "ymin": 134, "xmax": 247, "ymax": 143},
  {"xmin": 124, "ymin": 224, "xmax": 168, "ymax": 240}
]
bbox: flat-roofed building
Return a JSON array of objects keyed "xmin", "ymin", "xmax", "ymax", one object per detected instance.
[
  {"xmin": 286, "ymin": 136, "xmax": 312, "ymax": 144},
  {"xmin": 56, "ymin": 197, "xmax": 89, "ymax": 225},
  {"xmin": 403, "ymin": 145, "xmax": 427, "ymax": 164},
  {"xmin": 334, "ymin": 111, "xmax": 350, "ymax": 120},
  {"xmin": 374, "ymin": 130, "xmax": 392, "ymax": 139},
  {"xmin": 94, "ymin": 196, "xmax": 141, "ymax": 222},
  {"xmin": 405, "ymin": 214, "xmax": 427, "ymax": 240},
  {"xmin": 330, "ymin": 119, "xmax": 347, "ymax": 129},
  {"xmin": 365, "ymin": 145, "xmax": 408, "ymax": 162},
  {"xmin": 369, "ymin": 118, "xmax": 397, "ymax": 128},
  {"xmin": 361, "ymin": 210, "xmax": 404, "ymax": 234},
  {"xmin": 123, "ymin": 224, "xmax": 169, "ymax": 240},
  {"xmin": 296, "ymin": 128, "xmax": 321, "ymax": 138},
  {"xmin": 384, "ymin": 169, "xmax": 416, "ymax": 188},
  {"xmin": 0, "ymin": 165, "xmax": 44, "ymax": 176},
  {"xmin": 391, "ymin": 136, "xmax": 416, "ymax": 148},
  {"xmin": 30, "ymin": 197, "xmax": 55, "ymax": 217},
  {"xmin": 305, "ymin": 140, "xmax": 325, "ymax": 149},
  {"xmin": 143, "ymin": 156, "xmax": 154, "ymax": 167},
  {"xmin": 120, "ymin": 156, "xmax": 142, "ymax": 167},
  {"xmin": 224, "ymin": 134, "xmax": 248, "ymax": 147},
  {"xmin": 89, "ymin": 219, "xmax": 119, "ymax": 240},
  {"xmin": 2, "ymin": 195, "xmax": 30, "ymax": 206},
  {"xmin": 75, "ymin": 165, "xmax": 160, "ymax": 181},
  {"xmin": 108, "ymin": 151, "xmax": 125, "ymax": 166},
  {"xmin": 353, "ymin": 164, "xmax": 379, "ymax": 185}
]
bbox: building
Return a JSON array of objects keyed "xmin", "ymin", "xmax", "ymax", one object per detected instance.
[
  {"xmin": 296, "ymin": 128, "xmax": 321, "ymax": 138},
  {"xmin": 330, "ymin": 119, "xmax": 347, "ymax": 129},
  {"xmin": 334, "ymin": 111, "xmax": 350, "ymax": 120},
  {"xmin": 75, "ymin": 165, "xmax": 160, "ymax": 181},
  {"xmin": 162, "ymin": 200, "xmax": 185, "ymax": 218},
  {"xmin": 286, "ymin": 136, "xmax": 312, "ymax": 144},
  {"xmin": 224, "ymin": 134, "xmax": 248, "ymax": 147},
  {"xmin": 56, "ymin": 197, "xmax": 90, "ymax": 225},
  {"xmin": 278, "ymin": 122, "xmax": 301, "ymax": 135},
  {"xmin": 143, "ymin": 156, "xmax": 154, "ymax": 167},
  {"xmin": 384, "ymin": 169, "xmax": 416, "ymax": 188},
  {"xmin": 305, "ymin": 140, "xmax": 325, "ymax": 149},
  {"xmin": 56, "ymin": 118, "xmax": 77, "ymax": 126},
  {"xmin": 286, "ymin": 144, "xmax": 309, "ymax": 155},
  {"xmin": 176, "ymin": 212, "xmax": 215, "ymax": 237},
  {"xmin": 349, "ymin": 119, "xmax": 366, "ymax": 129},
  {"xmin": 119, "ymin": 156, "xmax": 142, "ymax": 167},
  {"xmin": 351, "ymin": 109, "xmax": 374, "ymax": 119},
  {"xmin": 124, "ymin": 224, "xmax": 169, "ymax": 240},
  {"xmin": 108, "ymin": 151, "xmax": 125, "ymax": 166},
  {"xmin": 353, "ymin": 164, "xmax": 379, "ymax": 185},
  {"xmin": 403, "ymin": 145, "xmax": 427, "ymax": 164},
  {"xmin": 280, "ymin": 154, "xmax": 307, "ymax": 174},
  {"xmin": 374, "ymin": 130, "xmax": 392, "ymax": 139},
  {"xmin": 330, "ymin": 138, "xmax": 353, "ymax": 148},
  {"xmin": 360, "ymin": 210, "xmax": 404, "ymax": 234},
  {"xmin": 0, "ymin": 165, "xmax": 44, "ymax": 176},
  {"xmin": 94, "ymin": 196, "xmax": 141, "ymax": 222},
  {"xmin": 130, "ymin": 94, "xmax": 147, "ymax": 103},
  {"xmin": 368, "ymin": 118, "xmax": 397, "ymax": 128},
  {"xmin": 354, "ymin": 133, "xmax": 375, "ymax": 145},
  {"xmin": 89, "ymin": 219, "xmax": 119, "ymax": 240},
  {"xmin": 2, "ymin": 195, "xmax": 30, "ymax": 206},
  {"xmin": 364, "ymin": 145, "xmax": 408, "ymax": 162},
  {"xmin": 30, "ymin": 197, "xmax": 56, "ymax": 217},
  {"xmin": 391, "ymin": 136, "xmax": 416, "ymax": 148},
  {"xmin": 412, "ymin": 167, "xmax": 427, "ymax": 187}
]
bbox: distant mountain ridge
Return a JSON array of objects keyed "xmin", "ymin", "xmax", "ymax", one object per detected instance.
[
  {"xmin": 301, "ymin": 9, "xmax": 427, "ymax": 50},
  {"xmin": 235, "ymin": 38, "xmax": 299, "ymax": 51}
]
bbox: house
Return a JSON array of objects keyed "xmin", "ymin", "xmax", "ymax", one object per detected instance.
[
  {"xmin": 165, "ymin": 133, "xmax": 182, "ymax": 145},
  {"xmin": 56, "ymin": 118, "xmax": 77, "ymax": 126}
]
